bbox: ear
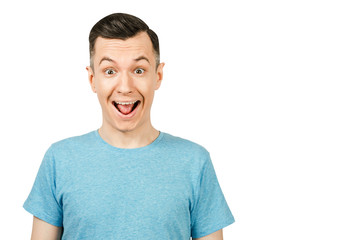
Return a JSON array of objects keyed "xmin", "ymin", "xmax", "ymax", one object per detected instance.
[
  {"xmin": 86, "ymin": 66, "xmax": 96, "ymax": 93},
  {"xmin": 155, "ymin": 62, "xmax": 165, "ymax": 90}
]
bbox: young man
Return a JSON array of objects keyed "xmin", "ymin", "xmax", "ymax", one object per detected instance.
[{"xmin": 24, "ymin": 13, "xmax": 234, "ymax": 239}]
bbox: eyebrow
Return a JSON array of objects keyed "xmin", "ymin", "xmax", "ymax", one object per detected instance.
[
  {"xmin": 98, "ymin": 56, "xmax": 150, "ymax": 66},
  {"xmin": 99, "ymin": 57, "xmax": 114, "ymax": 65},
  {"xmin": 134, "ymin": 56, "xmax": 150, "ymax": 64}
]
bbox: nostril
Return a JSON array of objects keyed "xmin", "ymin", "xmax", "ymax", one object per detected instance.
[{"xmin": 117, "ymin": 90, "xmax": 133, "ymax": 94}]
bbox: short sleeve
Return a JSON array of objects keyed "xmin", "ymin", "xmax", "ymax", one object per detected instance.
[
  {"xmin": 191, "ymin": 153, "xmax": 235, "ymax": 238},
  {"xmin": 23, "ymin": 147, "xmax": 63, "ymax": 227}
]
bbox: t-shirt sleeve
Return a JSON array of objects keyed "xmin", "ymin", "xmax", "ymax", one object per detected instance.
[
  {"xmin": 23, "ymin": 147, "xmax": 63, "ymax": 227},
  {"xmin": 190, "ymin": 152, "xmax": 235, "ymax": 238}
]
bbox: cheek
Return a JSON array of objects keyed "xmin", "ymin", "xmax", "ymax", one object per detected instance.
[
  {"xmin": 138, "ymin": 81, "xmax": 156, "ymax": 99},
  {"xmin": 95, "ymin": 78, "xmax": 115, "ymax": 96}
]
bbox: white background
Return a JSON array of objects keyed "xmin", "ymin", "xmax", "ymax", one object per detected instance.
[{"xmin": 0, "ymin": 0, "xmax": 359, "ymax": 239}]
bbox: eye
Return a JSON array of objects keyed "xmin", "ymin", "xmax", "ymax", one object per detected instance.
[
  {"xmin": 134, "ymin": 68, "xmax": 145, "ymax": 75},
  {"xmin": 105, "ymin": 69, "xmax": 116, "ymax": 75}
]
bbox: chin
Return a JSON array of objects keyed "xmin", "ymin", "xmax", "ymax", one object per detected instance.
[
  {"xmin": 112, "ymin": 122, "xmax": 139, "ymax": 133},
  {"xmin": 102, "ymin": 104, "xmax": 148, "ymax": 134}
]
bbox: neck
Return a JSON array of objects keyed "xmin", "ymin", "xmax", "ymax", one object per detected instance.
[{"xmin": 98, "ymin": 124, "xmax": 160, "ymax": 149}]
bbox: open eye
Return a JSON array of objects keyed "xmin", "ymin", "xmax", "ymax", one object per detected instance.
[
  {"xmin": 134, "ymin": 68, "xmax": 145, "ymax": 75},
  {"xmin": 105, "ymin": 69, "xmax": 116, "ymax": 75}
]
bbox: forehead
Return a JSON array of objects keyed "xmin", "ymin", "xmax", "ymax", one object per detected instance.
[{"xmin": 93, "ymin": 32, "xmax": 154, "ymax": 63}]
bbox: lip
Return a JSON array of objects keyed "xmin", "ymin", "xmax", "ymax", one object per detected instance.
[
  {"xmin": 114, "ymin": 100, "xmax": 138, "ymax": 104},
  {"xmin": 112, "ymin": 100, "xmax": 141, "ymax": 120}
]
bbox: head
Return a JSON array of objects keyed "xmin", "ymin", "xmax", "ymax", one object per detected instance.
[
  {"xmin": 87, "ymin": 13, "xmax": 165, "ymax": 135},
  {"xmin": 89, "ymin": 13, "xmax": 160, "ymax": 70}
]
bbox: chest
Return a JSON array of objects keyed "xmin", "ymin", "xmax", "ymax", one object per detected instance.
[{"xmin": 56, "ymin": 156, "xmax": 193, "ymax": 232}]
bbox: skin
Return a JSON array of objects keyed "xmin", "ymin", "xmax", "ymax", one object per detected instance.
[
  {"xmin": 194, "ymin": 229, "xmax": 223, "ymax": 240},
  {"xmin": 30, "ymin": 32, "xmax": 224, "ymax": 239},
  {"xmin": 31, "ymin": 217, "xmax": 62, "ymax": 240},
  {"xmin": 87, "ymin": 32, "xmax": 164, "ymax": 149}
]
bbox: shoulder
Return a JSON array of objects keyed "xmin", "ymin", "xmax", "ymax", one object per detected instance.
[
  {"xmin": 39, "ymin": 131, "xmax": 99, "ymax": 171},
  {"xmin": 161, "ymin": 132, "xmax": 209, "ymax": 154},
  {"xmin": 159, "ymin": 132, "xmax": 211, "ymax": 166},
  {"xmin": 47, "ymin": 130, "xmax": 97, "ymax": 156},
  {"xmin": 52, "ymin": 130, "xmax": 96, "ymax": 146}
]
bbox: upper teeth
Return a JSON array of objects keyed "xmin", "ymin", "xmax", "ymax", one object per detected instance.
[{"xmin": 115, "ymin": 101, "xmax": 137, "ymax": 105}]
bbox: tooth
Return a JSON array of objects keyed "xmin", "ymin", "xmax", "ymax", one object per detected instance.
[{"xmin": 115, "ymin": 101, "xmax": 137, "ymax": 105}]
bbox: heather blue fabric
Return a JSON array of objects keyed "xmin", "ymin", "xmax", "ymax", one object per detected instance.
[{"xmin": 24, "ymin": 130, "xmax": 234, "ymax": 239}]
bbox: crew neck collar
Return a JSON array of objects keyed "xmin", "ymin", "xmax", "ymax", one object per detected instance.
[{"xmin": 94, "ymin": 129, "xmax": 164, "ymax": 152}]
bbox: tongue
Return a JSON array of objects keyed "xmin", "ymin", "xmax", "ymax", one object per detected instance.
[{"xmin": 118, "ymin": 104, "xmax": 134, "ymax": 115}]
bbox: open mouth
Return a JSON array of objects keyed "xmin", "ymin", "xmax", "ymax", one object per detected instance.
[{"xmin": 113, "ymin": 100, "xmax": 140, "ymax": 115}]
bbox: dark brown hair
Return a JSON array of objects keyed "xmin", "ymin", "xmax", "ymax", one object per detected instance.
[{"xmin": 89, "ymin": 13, "xmax": 160, "ymax": 68}]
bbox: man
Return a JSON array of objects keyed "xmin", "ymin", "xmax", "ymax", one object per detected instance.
[{"xmin": 24, "ymin": 13, "xmax": 234, "ymax": 239}]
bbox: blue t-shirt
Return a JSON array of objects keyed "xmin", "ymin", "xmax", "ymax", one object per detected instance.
[{"xmin": 24, "ymin": 131, "xmax": 234, "ymax": 239}]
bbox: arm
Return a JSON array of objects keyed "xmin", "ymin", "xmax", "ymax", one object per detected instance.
[
  {"xmin": 193, "ymin": 229, "xmax": 223, "ymax": 240},
  {"xmin": 31, "ymin": 216, "xmax": 63, "ymax": 240}
]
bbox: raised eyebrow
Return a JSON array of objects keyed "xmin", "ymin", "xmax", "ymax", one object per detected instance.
[
  {"xmin": 98, "ymin": 56, "xmax": 150, "ymax": 66},
  {"xmin": 99, "ymin": 57, "xmax": 114, "ymax": 66},
  {"xmin": 134, "ymin": 56, "xmax": 150, "ymax": 64}
]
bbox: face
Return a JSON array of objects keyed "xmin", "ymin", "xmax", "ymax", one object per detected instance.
[{"xmin": 87, "ymin": 32, "xmax": 164, "ymax": 134}]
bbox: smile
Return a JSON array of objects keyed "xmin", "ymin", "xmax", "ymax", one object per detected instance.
[{"xmin": 113, "ymin": 100, "xmax": 140, "ymax": 115}]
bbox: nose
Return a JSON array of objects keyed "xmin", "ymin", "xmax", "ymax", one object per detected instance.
[{"xmin": 116, "ymin": 72, "xmax": 134, "ymax": 94}]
